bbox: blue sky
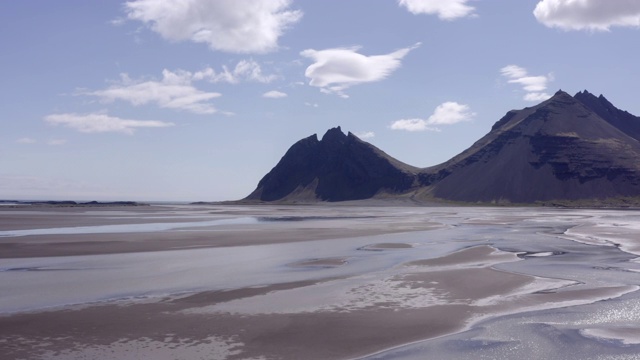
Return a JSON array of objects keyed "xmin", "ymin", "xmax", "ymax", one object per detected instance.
[{"xmin": 2, "ymin": 0, "xmax": 640, "ymax": 201}]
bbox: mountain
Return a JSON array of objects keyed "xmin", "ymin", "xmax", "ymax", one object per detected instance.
[
  {"xmin": 243, "ymin": 90, "xmax": 640, "ymax": 204},
  {"xmin": 245, "ymin": 127, "xmax": 420, "ymax": 202},
  {"xmin": 423, "ymin": 90, "xmax": 640, "ymax": 203},
  {"xmin": 574, "ymin": 90, "xmax": 640, "ymax": 142}
]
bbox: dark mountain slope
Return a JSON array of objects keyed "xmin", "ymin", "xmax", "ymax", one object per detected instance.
[
  {"xmin": 426, "ymin": 90, "xmax": 640, "ymax": 203},
  {"xmin": 245, "ymin": 127, "xmax": 419, "ymax": 202}
]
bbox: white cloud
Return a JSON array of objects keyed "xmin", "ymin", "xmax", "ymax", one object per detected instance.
[
  {"xmin": 16, "ymin": 137, "xmax": 36, "ymax": 144},
  {"xmin": 263, "ymin": 90, "xmax": 287, "ymax": 98},
  {"xmin": 355, "ymin": 131, "xmax": 375, "ymax": 139},
  {"xmin": 84, "ymin": 62, "xmax": 274, "ymax": 114},
  {"xmin": 304, "ymin": 102, "xmax": 319, "ymax": 108},
  {"xmin": 44, "ymin": 113, "xmax": 174, "ymax": 135},
  {"xmin": 110, "ymin": 17, "xmax": 126, "ymax": 26},
  {"xmin": 194, "ymin": 60, "xmax": 277, "ymax": 84},
  {"xmin": 390, "ymin": 101, "xmax": 475, "ymax": 132},
  {"xmin": 500, "ymin": 64, "xmax": 528, "ymax": 79},
  {"xmin": 534, "ymin": 0, "xmax": 640, "ymax": 31},
  {"xmin": 428, "ymin": 102, "xmax": 476, "ymax": 125},
  {"xmin": 524, "ymin": 92, "xmax": 553, "ymax": 102},
  {"xmin": 86, "ymin": 70, "xmax": 221, "ymax": 114},
  {"xmin": 500, "ymin": 65, "xmax": 552, "ymax": 102},
  {"xmin": 233, "ymin": 60, "xmax": 278, "ymax": 83},
  {"xmin": 301, "ymin": 43, "xmax": 420, "ymax": 98},
  {"xmin": 507, "ymin": 75, "xmax": 549, "ymax": 93},
  {"xmin": 390, "ymin": 118, "xmax": 439, "ymax": 132},
  {"xmin": 398, "ymin": 0, "xmax": 476, "ymax": 20},
  {"xmin": 124, "ymin": 0, "xmax": 302, "ymax": 53}
]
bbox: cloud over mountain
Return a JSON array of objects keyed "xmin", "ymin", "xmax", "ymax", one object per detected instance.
[
  {"xmin": 501, "ymin": 65, "xmax": 553, "ymax": 102},
  {"xmin": 355, "ymin": 131, "xmax": 375, "ymax": 139},
  {"xmin": 390, "ymin": 101, "xmax": 475, "ymax": 132},
  {"xmin": 301, "ymin": 44, "xmax": 419, "ymax": 98},
  {"xmin": 534, "ymin": 0, "xmax": 640, "ymax": 31},
  {"xmin": 124, "ymin": 0, "xmax": 302, "ymax": 53}
]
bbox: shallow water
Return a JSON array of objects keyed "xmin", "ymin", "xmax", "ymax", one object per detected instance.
[
  {"xmin": 0, "ymin": 216, "xmax": 259, "ymax": 237},
  {"xmin": 361, "ymin": 208, "xmax": 640, "ymax": 360},
  {"xmin": 367, "ymin": 293, "xmax": 640, "ymax": 360},
  {"xmin": 0, "ymin": 230, "xmax": 460, "ymax": 313}
]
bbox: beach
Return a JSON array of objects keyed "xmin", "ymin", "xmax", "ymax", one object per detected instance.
[{"xmin": 2, "ymin": 204, "xmax": 640, "ymax": 359}]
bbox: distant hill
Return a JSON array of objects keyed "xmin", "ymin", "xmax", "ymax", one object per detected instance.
[{"xmin": 243, "ymin": 90, "xmax": 640, "ymax": 205}]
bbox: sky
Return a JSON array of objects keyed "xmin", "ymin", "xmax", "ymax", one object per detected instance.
[{"xmin": 1, "ymin": 0, "xmax": 640, "ymax": 202}]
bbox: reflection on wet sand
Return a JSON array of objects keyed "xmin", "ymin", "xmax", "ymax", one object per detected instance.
[
  {"xmin": 359, "ymin": 243, "xmax": 414, "ymax": 251},
  {"xmin": 289, "ymin": 257, "xmax": 349, "ymax": 268}
]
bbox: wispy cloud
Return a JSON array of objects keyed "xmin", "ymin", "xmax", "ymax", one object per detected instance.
[
  {"xmin": 83, "ymin": 62, "xmax": 274, "ymax": 114},
  {"xmin": 44, "ymin": 113, "xmax": 174, "ymax": 135},
  {"xmin": 193, "ymin": 60, "xmax": 277, "ymax": 84},
  {"xmin": 262, "ymin": 90, "xmax": 287, "ymax": 98},
  {"xmin": 16, "ymin": 137, "xmax": 36, "ymax": 144},
  {"xmin": 124, "ymin": 0, "xmax": 302, "ymax": 53},
  {"xmin": 534, "ymin": 0, "xmax": 640, "ymax": 31},
  {"xmin": 47, "ymin": 139, "xmax": 67, "ymax": 146},
  {"xmin": 398, "ymin": 0, "xmax": 476, "ymax": 20},
  {"xmin": 16, "ymin": 137, "xmax": 67, "ymax": 145},
  {"xmin": 301, "ymin": 43, "xmax": 420, "ymax": 98},
  {"xmin": 84, "ymin": 70, "xmax": 221, "ymax": 114},
  {"xmin": 501, "ymin": 65, "xmax": 553, "ymax": 102},
  {"xmin": 390, "ymin": 102, "xmax": 475, "ymax": 132}
]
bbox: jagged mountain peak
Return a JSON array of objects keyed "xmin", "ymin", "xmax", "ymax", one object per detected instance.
[
  {"xmin": 245, "ymin": 127, "xmax": 417, "ymax": 202},
  {"xmin": 574, "ymin": 90, "xmax": 640, "ymax": 142},
  {"xmin": 546, "ymin": 89, "xmax": 577, "ymax": 105},
  {"xmin": 321, "ymin": 126, "xmax": 347, "ymax": 143},
  {"xmin": 573, "ymin": 89, "xmax": 610, "ymax": 102},
  {"xmin": 429, "ymin": 89, "xmax": 640, "ymax": 203},
  {"xmin": 488, "ymin": 90, "xmax": 590, "ymax": 137},
  {"xmin": 574, "ymin": 89, "xmax": 604, "ymax": 104},
  {"xmin": 575, "ymin": 89, "xmax": 596, "ymax": 96}
]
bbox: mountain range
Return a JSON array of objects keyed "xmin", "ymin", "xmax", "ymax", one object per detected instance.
[{"xmin": 244, "ymin": 90, "xmax": 640, "ymax": 205}]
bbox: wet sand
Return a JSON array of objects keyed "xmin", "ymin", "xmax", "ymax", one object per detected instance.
[
  {"xmin": 0, "ymin": 205, "xmax": 442, "ymax": 258},
  {"xmin": 2, "ymin": 205, "xmax": 640, "ymax": 359},
  {"xmin": 289, "ymin": 257, "xmax": 349, "ymax": 268},
  {"xmin": 359, "ymin": 243, "xmax": 414, "ymax": 251}
]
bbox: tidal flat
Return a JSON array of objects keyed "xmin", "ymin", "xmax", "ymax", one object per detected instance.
[{"xmin": 1, "ymin": 204, "xmax": 640, "ymax": 359}]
